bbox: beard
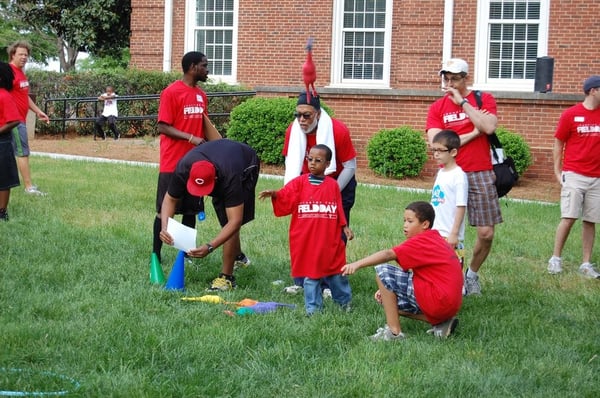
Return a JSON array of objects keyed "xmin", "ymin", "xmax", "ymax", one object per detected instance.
[{"xmin": 300, "ymin": 117, "xmax": 319, "ymax": 134}]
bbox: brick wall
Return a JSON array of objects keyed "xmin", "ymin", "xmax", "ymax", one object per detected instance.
[{"xmin": 129, "ymin": 0, "xmax": 600, "ymax": 182}]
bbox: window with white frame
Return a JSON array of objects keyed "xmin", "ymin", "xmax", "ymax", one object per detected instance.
[
  {"xmin": 475, "ymin": 0, "xmax": 549, "ymax": 91},
  {"xmin": 330, "ymin": 0, "xmax": 392, "ymax": 88},
  {"xmin": 186, "ymin": 0, "xmax": 237, "ymax": 83}
]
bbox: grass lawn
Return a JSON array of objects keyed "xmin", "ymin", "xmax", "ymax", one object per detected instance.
[{"xmin": 1, "ymin": 156, "xmax": 598, "ymax": 397}]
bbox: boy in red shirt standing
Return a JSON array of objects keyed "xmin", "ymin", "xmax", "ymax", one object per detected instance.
[
  {"xmin": 260, "ymin": 144, "xmax": 353, "ymax": 315},
  {"xmin": 342, "ymin": 201, "xmax": 463, "ymax": 341}
]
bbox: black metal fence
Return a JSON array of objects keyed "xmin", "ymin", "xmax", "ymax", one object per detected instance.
[{"xmin": 42, "ymin": 91, "xmax": 256, "ymax": 138}]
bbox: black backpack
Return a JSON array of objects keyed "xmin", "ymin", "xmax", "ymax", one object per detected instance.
[{"xmin": 473, "ymin": 90, "xmax": 518, "ymax": 198}]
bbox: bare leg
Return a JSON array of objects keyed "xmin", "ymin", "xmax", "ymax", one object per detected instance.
[
  {"xmin": 221, "ymin": 229, "xmax": 240, "ymax": 276},
  {"xmin": 581, "ymin": 221, "xmax": 595, "ymax": 264},
  {"xmin": 376, "ymin": 275, "xmax": 403, "ymax": 335},
  {"xmin": 469, "ymin": 225, "xmax": 495, "ymax": 272},
  {"xmin": 552, "ymin": 218, "xmax": 576, "ymax": 258},
  {"xmin": 16, "ymin": 156, "xmax": 34, "ymax": 190}
]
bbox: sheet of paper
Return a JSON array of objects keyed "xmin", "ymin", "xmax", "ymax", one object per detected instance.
[{"xmin": 167, "ymin": 217, "xmax": 197, "ymax": 252}]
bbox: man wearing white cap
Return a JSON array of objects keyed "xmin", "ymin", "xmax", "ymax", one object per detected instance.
[
  {"xmin": 426, "ymin": 58, "xmax": 502, "ymax": 295},
  {"xmin": 547, "ymin": 75, "xmax": 600, "ymax": 279},
  {"xmin": 159, "ymin": 139, "xmax": 260, "ymax": 291}
]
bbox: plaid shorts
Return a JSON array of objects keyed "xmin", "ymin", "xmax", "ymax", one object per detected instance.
[
  {"xmin": 375, "ymin": 263, "xmax": 421, "ymax": 315},
  {"xmin": 466, "ymin": 170, "xmax": 503, "ymax": 226}
]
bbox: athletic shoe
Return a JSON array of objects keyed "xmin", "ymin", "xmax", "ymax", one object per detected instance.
[
  {"xmin": 0, "ymin": 210, "xmax": 8, "ymax": 221},
  {"xmin": 547, "ymin": 256, "xmax": 563, "ymax": 274},
  {"xmin": 464, "ymin": 273, "xmax": 481, "ymax": 295},
  {"xmin": 322, "ymin": 288, "xmax": 332, "ymax": 299},
  {"xmin": 207, "ymin": 274, "xmax": 236, "ymax": 291},
  {"xmin": 578, "ymin": 263, "xmax": 600, "ymax": 279},
  {"xmin": 24, "ymin": 186, "xmax": 47, "ymax": 196},
  {"xmin": 283, "ymin": 285, "xmax": 303, "ymax": 294},
  {"xmin": 369, "ymin": 325, "xmax": 405, "ymax": 342},
  {"xmin": 233, "ymin": 253, "xmax": 251, "ymax": 271},
  {"xmin": 428, "ymin": 317, "xmax": 459, "ymax": 339}
]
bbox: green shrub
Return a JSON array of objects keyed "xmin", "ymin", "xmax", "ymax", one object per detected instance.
[
  {"xmin": 495, "ymin": 126, "xmax": 533, "ymax": 176},
  {"xmin": 227, "ymin": 96, "xmax": 333, "ymax": 165},
  {"xmin": 367, "ymin": 126, "xmax": 428, "ymax": 178}
]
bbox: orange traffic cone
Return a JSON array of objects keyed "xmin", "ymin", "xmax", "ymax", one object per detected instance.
[
  {"xmin": 165, "ymin": 251, "xmax": 185, "ymax": 291},
  {"xmin": 149, "ymin": 253, "xmax": 166, "ymax": 285}
]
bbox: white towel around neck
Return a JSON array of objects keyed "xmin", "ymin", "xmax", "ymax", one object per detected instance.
[{"xmin": 284, "ymin": 109, "xmax": 336, "ymax": 185}]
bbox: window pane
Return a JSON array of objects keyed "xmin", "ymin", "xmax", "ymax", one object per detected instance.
[
  {"xmin": 341, "ymin": 0, "xmax": 387, "ymax": 82},
  {"xmin": 194, "ymin": 0, "xmax": 235, "ymax": 77}
]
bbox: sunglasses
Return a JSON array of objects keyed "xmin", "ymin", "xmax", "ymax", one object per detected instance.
[{"xmin": 294, "ymin": 112, "xmax": 314, "ymax": 120}]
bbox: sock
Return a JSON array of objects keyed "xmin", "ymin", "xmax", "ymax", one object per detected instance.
[
  {"xmin": 466, "ymin": 269, "xmax": 478, "ymax": 279},
  {"xmin": 152, "ymin": 217, "xmax": 162, "ymax": 262}
]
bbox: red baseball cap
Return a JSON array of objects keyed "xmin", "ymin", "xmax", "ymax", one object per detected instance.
[{"xmin": 187, "ymin": 160, "xmax": 216, "ymax": 197}]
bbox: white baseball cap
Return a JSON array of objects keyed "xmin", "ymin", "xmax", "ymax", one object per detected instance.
[{"xmin": 439, "ymin": 58, "xmax": 469, "ymax": 76}]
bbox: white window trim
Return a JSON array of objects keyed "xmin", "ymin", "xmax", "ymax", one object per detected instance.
[
  {"xmin": 473, "ymin": 0, "xmax": 550, "ymax": 92},
  {"xmin": 184, "ymin": 0, "xmax": 239, "ymax": 84},
  {"xmin": 328, "ymin": 0, "xmax": 393, "ymax": 89}
]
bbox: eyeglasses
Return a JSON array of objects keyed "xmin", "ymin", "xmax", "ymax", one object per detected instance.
[
  {"xmin": 431, "ymin": 148, "xmax": 450, "ymax": 153},
  {"xmin": 305, "ymin": 156, "xmax": 325, "ymax": 163},
  {"xmin": 442, "ymin": 75, "xmax": 464, "ymax": 83},
  {"xmin": 294, "ymin": 112, "xmax": 314, "ymax": 120}
]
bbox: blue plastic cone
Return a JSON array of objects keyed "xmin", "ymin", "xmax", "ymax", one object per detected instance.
[
  {"xmin": 165, "ymin": 251, "xmax": 186, "ymax": 291},
  {"xmin": 149, "ymin": 253, "xmax": 166, "ymax": 285}
]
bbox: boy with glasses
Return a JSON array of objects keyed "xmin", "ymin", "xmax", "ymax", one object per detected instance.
[{"xmin": 430, "ymin": 129, "xmax": 468, "ymax": 273}]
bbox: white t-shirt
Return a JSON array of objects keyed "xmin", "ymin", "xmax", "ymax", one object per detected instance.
[
  {"xmin": 101, "ymin": 93, "xmax": 118, "ymax": 117},
  {"xmin": 431, "ymin": 165, "xmax": 468, "ymax": 240}
]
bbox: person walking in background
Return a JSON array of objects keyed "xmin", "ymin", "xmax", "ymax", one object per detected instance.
[
  {"xmin": 94, "ymin": 86, "xmax": 120, "ymax": 141},
  {"xmin": 281, "ymin": 90, "xmax": 357, "ymax": 295},
  {"xmin": 426, "ymin": 58, "xmax": 501, "ymax": 296},
  {"xmin": 547, "ymin": 75, "xmax": 600, "ymax": 279},
  {"xmin": 342, "ymin": 201, "xmax": 463, "ymax": 341},
  {"xmin": 7, "ymin": 40, "xmax": 50, "ymax": 196},
  {"xmin": 259, "ymin": 144, "xmax": 354, "ymax": 315},
  {"xmin": 159, "ymin": 139, "xmax": 260, "ymax": 291},
  {"xmin": 430, "ymin": 129, "xmax": 468, "ymax": 269},
  {"xmin": 151, "ymin": 51, "xmax": 223, "ymax": 265},
  {"xmin": 0, "ymin": 62, "xmax": 22, "ymax": 221}
]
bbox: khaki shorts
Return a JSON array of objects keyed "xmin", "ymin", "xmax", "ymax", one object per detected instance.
[{"xmin": 560, "ymin": 171, "xmax": 600, "ymax": 223}]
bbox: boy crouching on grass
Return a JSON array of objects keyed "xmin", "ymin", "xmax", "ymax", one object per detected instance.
[{"xmin": 342, "ymin": 201, "xmax": 462, "ymax": 341}]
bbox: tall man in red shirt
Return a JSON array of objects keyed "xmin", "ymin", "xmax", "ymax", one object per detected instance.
[
  {"xmin": 152, "ymin": 51, "xmax": 221, "ymax": 264},
  {"xmin": 8, "ymin": 40, "xmax": 50, "ymax": 195},
  {"xmin": 547, "ymin": 75, "xmax": 600, "ymax": 279},
  {"xmin": 426, "ymin": 58, "xmax": 502, "ymax": 295}
]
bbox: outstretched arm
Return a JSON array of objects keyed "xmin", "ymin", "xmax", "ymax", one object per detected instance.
[{"xmin": 341, "ymin": 249, "xmax": 396, "ymax": 275}]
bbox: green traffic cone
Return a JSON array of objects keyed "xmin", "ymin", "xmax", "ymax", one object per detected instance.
[{"xmin": 149, "ymin": 253, "xmax": 166, "ymax": 285}]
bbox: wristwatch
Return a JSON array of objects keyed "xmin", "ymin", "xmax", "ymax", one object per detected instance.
[
  {"xmin": 205, "ymin": 243, "xmax": 214, "ymax": 253},
  {"xmin": 459, "ymin": 98, "xmax": 468, "ymax": 107}
]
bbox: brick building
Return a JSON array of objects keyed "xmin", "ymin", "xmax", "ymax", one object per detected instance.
[{"xmin": 129, "ymin": 0, "xmax": 600, "ymax": 182}]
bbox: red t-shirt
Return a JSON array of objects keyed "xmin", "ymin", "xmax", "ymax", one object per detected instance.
[
  {"xmin": 0, "ymin": 89, "xmax": 21, "ymax": 126},
  {"xmin": 157, "ymin": 80, "xmax": 208, "ymax": 172},
  {"xmin": 271, "ymin": 174, "xmax": 347, "ymax": 279},
  {"xmin": 392, "ymin": 229, "xmax": 463, "ymax": 325},
  {"xmin": 554, "ymin": 102, "xmax": 600, "ymax": 177},
  {"xmin": 426, "ymin": 91, "xmax": 497, "ymax": 172},
  {"xmin": 9, "ymin": 64, "xmax": 29, "ymax": 122},
  {"xmin": 282, "ymin": 117, "xmax": 357, "ymax": 179}
]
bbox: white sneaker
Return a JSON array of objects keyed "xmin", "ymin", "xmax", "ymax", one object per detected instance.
[
  {"xmin": 322, "ymin": 288, "xmax": 332, "ymax": 299},
  {"xmin": 547, "ymin": 256, "xmax": 563, "ymax": 274},
  {"xmin": 578, "ymin": 263, "xmax": 600, "ymax": 279},
  {"xmin": 369, "ymin": 325, "xmax": 405, "ymax": 342},
  {"xmin": 283, "ymin": 285, "xmax": 303, "ymax": 294}
]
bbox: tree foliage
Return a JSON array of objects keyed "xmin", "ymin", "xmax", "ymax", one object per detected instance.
[{"xmin": 2, "ymin": 0, "xmax": 130, "ymax": 71}]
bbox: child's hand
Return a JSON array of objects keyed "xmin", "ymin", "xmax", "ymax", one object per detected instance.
[
  {"xmin": 343, "ymin": 226, "xmax": 354, "ymax": 241},
  {"xmin": 341, "ymin": 263, "xmax": 358, "ymax": 276},
  {"xmin": 374, "ymin": 289, "xmax": 382, "ymax": 304},
  {"xmin": 258, "ymin": 190, "xmax": 275, "ymax": 200}
]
